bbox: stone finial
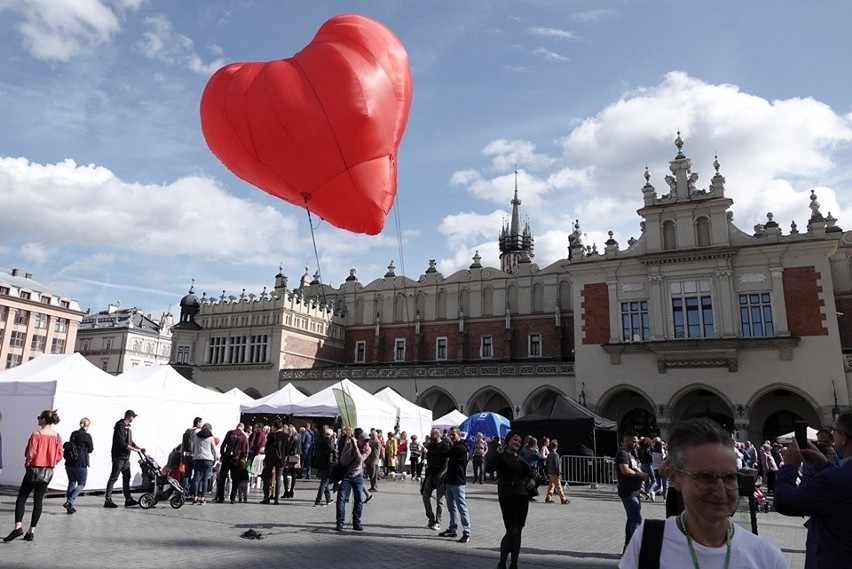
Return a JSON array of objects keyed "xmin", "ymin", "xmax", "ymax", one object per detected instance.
[
  {"xmin": 346, "ymin": 268, "xmax": 357, "ymax": 282},
  {"xmin": 809, "ymin": 189, "xmax": 824, "ymax": 221},
  {"xmin": 426, "ymin": 259, "xmax": 437, "ymax": 273},
  {"xmin": 470, "ymin": 251, "xmax": 482, "ymax": 269},
  {"xmin": 790, "ymin": 220, "xmax": 799, "ymax": 234},
  {"xmin": 713, "ymin": 154, "xmax": 721, "ymax": 174},
  {"xmin": 764, "ymin": 212, "xmax": 778, "ymax": 228},
  {"xmin": 385, "ymin": 261, "xmax": 396, "ymax": 277},
  {"xmin": 644, "ymin": 166, "xmax": 651, "ymax": 184},
  {"xmin": 674, "ymin": 130, "xmax": 685, "ymax": 158}
]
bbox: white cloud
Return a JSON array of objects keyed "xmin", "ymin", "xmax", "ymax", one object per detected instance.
[
  {"xmin": 0, "ymin": 157, "xmax": 301, "ymax": 263},
  {"xmin": 447, "ymin": 72, "xmax": 852, "ymax": 266},
  {"xmin": 3, "ymin": 0, "xmax": 120, "ymax": 61},
  {"xmin": 482, "ymin": 139, "xmax": 559, "ymax": 171},
  {"xmin": 528, "ymin": 27, "xmax": 578, "ymax": 40},
  {"xmin": 19, "ymin": 242, "xmax": 51, "ymax": 265},
  {"xmin": 571, "ymin": 9, "xmax": 616, "ymax": 23},
  {"xmin": 138, "ymin": 14, "xmax": 224, "ymax": 75},
  {"xmin": 438, "ymin": 210, "xmax": 504, "ymax": 250},
  {"xmin": 532, "ymin": 47, "xmax": 569, "ymax": 62}
]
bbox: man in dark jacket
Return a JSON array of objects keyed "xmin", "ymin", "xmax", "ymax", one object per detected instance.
[
  {"xmin": 313, "ymin": 426, "xmax": 337, "ymax": 506},
  {"xmin": 64, "ymin": 417, "xmax": 94, "ymax": 514},
  {"xmin": 215, "ymin": 423, "xmax": 249, "ymax": 504},
  {"xmin": 104, "ymin": 410, "xmax": 144, "ymax": 508},
  {"xmin": 774, "ymin": 411, "xmax": 852, "ymax": 569},
  {"xmin": 181, "ymin": 417, "xmax": 202, "ymax": 496},
  {"xmin": 422, "ymin": 427, "xmax": 449, "ymax": 531},
  {"xmin": 439, "ymin": 426, "xmax": 471, "ymax": 542}
]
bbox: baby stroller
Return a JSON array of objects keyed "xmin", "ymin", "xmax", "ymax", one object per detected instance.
[{"xmin": 138, "ymin": 451, "xmax": 186, "ymax": 509}]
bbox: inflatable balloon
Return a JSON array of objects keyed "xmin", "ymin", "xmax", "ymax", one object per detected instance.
[{"xmin": 200, "ymin": 14, "xmax": 413, "ymax": 235}]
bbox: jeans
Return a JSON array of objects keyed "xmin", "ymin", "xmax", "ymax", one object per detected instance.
[
  {"xmin": 472, "ymin": 456, "xmax": 484, "ymax": 483},
  {"xmin": 191, "ymin": 459, "xmax": 214, "ymax": 497},
  {"xmin": 421, "ymin": 470, "xmax": 444, "ymax": 525},
  {"xmin": 105, "ymin": 457, "xmax": 132, "ymax": 501},
  {"xmin": 15, "ymin": 468, "xmax": 51, "ymax": 527},
  {"xmin": 444, "ymin": 484, "xmax": 471, "ymax": 535},
  {"xmin": 620, "ymin": 492, "xmax": 642, "ymax": 550},
  {"xmin": 181, "ymin": 456, "xmax": 193, "ymax": 495},
  {"xmin": 653, "ymin": 468, "xmax": 667, "ymax": 497},
  {"xmin": 315, "ymin": 469, "xmax": 331, "ymax": 505},
  {"xmin": 336, "ymin": 473, "xmax": 365, "ymax": 526},
  {"xmin": 302, "ymin": 450, "xmax": 313, "ymax": 479},
  {"xmin": 65, "ymin": 466, "xmax": 88, "ymax": 504},
  {"xmin": 640, "ymin": 463, "xmax": 656, "ymax": 494}
]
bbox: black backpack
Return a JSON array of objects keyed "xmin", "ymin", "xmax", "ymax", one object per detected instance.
[
  {"xmin": 63, "ymin": 440, "xmax": 79, "ymax": 462},
  {"xmin": 221, "ymin": 432, "xmax": 240, "ymax": 459}
]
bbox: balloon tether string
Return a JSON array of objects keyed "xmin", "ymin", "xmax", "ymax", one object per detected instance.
[{"xmin": 303, "ymin": 195, "xmax": 326, "ymax": 307}]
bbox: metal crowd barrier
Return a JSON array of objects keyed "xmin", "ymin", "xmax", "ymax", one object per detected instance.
[{"xmin": 560, "ymin": 455, "xmax": 617, "ymax": 489}]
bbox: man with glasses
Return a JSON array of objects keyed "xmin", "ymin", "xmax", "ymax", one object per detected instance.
[
  {"xmin": 619, "ymin": 418, "xmax": 786, "ymax": 568},
  {"xmin": 774, "ymin": 411, "xmax": 852, "ymax": 569}
]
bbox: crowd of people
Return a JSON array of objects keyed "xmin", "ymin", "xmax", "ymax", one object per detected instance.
[{"xmin": 2, "ymin": 408, "xmax": 850, "ymax": 569}]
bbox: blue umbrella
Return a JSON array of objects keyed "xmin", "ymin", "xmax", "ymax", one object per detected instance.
[{"xmin": 458, "ymin": 412, "xmax": 511, "ymax": 448}]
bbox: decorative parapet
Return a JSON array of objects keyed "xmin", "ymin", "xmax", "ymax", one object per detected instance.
[
  {"xmin": 280, "ymin": 361, "xmax": 575, "ymax": 382},
  {"xmin": 601, "ymin": 337, "xmax": 800, "ymax": 373}
]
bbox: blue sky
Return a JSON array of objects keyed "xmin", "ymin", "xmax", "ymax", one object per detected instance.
[{"xmin": 1, "ymin": 0, "xmax": 851, "ymax": 318}]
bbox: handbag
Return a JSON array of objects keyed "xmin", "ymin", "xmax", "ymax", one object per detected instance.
[
  {"xmin": 26, "ymin": 466, "xmax": 54, "ymax": 486},
  {"xmin": 286, "ymin": 455, "xmax": 301, "ymax": 469}
]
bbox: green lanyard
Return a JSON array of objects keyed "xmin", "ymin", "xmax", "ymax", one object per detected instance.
[{"xmin": 679, "ymin": 513, "xmax": 732, "ymax": 569}]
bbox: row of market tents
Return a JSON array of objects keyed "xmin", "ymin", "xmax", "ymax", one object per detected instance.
[{"xmin": 0, "ymin": 354, "xmax": 458, "ymax": 491}]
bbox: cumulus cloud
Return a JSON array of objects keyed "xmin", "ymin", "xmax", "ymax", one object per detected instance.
[
  {"xmin": 0, "ymin": 157, "xmax": 301, "ymax": 263},
  {"xmin": 445, "ymin": 72, "xmax": 852, "ymax": 271},
  {"xmin": 571, "ymin": 9, "xmax": 616, "ymax": 23},
  {"xmin": 138, "ymin": 14, "xmax": 224, "ymax": 75},
  {"xmin": 1, "ymin": 0, "xmax": 120, "ymax": 61}
]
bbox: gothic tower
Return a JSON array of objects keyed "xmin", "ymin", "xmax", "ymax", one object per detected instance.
[{"xmin": 498, "ymin": 170, "xmax": 534, "ymax": 273}]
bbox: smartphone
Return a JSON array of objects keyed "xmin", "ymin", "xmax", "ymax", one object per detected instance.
[{"xmin": 794, "ymin": 421, "xmax": 809, "ymax": 448}]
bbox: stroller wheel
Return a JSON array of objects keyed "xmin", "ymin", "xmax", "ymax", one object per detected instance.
[
  {"xmin": 139, "ymin": 493, "xmax": 156, "ymax": 509},
  {"xmin": 170, "ymin": 494, "xmax": 185, "ymax": 509}
]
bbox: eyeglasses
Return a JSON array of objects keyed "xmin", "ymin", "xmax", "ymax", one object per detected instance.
[
  {"xmin": 675, "ymin": 469, "xmax": 739, "ymax": 491},
  {"xmin": 831, "ymin": 427, "xmax": 850, "ymax": 437}
]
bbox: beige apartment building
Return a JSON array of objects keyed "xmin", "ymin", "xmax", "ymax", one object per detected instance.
[
  {"xmin": 169, "ymin": 137, "xmax": 852, "ymax": 443},
  {"xmin": 0, "ymin": 269, "xmax": 85, "ymax": 368},
  {"xmin": 75, "ymin": 304, "xmax": 173, "ymax": 374}
]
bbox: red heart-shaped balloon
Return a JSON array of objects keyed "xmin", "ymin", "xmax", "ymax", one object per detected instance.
[{"xmin": 200, "ymin": 14, "xmax": 412, "ymax": 235}]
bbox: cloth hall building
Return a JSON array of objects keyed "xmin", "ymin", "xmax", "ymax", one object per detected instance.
[{"xmin": 170, "ymin": 137, "xmax": 852, "ymax": 444}]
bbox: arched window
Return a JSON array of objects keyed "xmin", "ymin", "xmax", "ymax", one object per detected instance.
[
  {"xmin": 532, "ymin": 283, "xmax": 544, "ymax": 312},
  {"xmin": 482, "ymin": 287, "xmax": 493, "ymax": 316},
  {"xmin": 459, "ymin": 289, "xmax": 470, "ymax": 316},
  {"xmin": 394, "ymin": 294, "xmax": 406, "ymax": 323},
  {"xmin": 415, "ymin": 292, "xmax": 426, "ymax": 317},
  {"xmin": 507, "ymin": 285, "xmax": 519, "ymax": 314},
  {"xmin": 436, "ymin": 290, "xmax": 447, "ymax": 319},
  {"xmin": 662, "ymin": 220, "xmax": 677, "ymax": 250},
  {"xmin": 354, "ymin": 299, "xmax": 365, "ymax": 325},
  {"xmin": 559, "ymin": 281, "xmax": 571, "ymax": 310},
  {"xmin": 696, "ymin": 217, "xmax": 711, "ymax": 247}
]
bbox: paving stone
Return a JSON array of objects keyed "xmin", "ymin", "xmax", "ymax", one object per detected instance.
[{"xmin": 0, "ymin": 481, "xmax": 805, "ymax": 569}]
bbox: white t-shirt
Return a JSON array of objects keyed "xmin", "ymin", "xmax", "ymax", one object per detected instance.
[{"xmin": 619, "ymin": 516, "xmax": 788, "ymax": 569}]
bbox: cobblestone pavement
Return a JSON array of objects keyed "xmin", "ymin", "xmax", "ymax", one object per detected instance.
[{"xmin": 0, "ymin": 480, "xmax": 806, "ymax": 569}]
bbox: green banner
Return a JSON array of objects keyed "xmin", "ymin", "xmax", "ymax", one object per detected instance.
[{"xmin": 333, "ymin": 388, "xmax": 358, "ymax": 428}]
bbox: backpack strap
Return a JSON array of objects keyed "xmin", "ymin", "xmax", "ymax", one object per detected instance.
[{"xmin": 637, "ymin": 519, "xmax": 665, "ymax": 569}]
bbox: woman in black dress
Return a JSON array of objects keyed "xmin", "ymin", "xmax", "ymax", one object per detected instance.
[{"xmin": 495, "ymin": 431, "xmax": 531, "ymax": 569}]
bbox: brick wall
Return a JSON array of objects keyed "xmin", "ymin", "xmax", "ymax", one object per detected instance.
[
  {"xmin": 783, "ymin": 266, "xmax": 828, "ymax": 336},
  {"xmin": 283, "ymin": 334, "xmax": 344, "ymax": 367},
  {"xmin": 581, "ymin": 282, "xmax": 610, "ymax": 345},
  {"xmin": 834, "ymin": 293, "xmax": 852, "ymax": 348}
]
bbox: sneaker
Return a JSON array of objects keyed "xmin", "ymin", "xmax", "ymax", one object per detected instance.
[
  {"xmin": 458, "ymin": 533, "xmax": 471, "ymax": 543},
  {"xmin": 428, "ymin": 522, "xmax": 440, "ymax": 531},
  {"xmin": 125, "ymin": 498, "xmax": 139, "ymax": 507},
  {"xmin": 314, "ymin": 503, "xmax": 322, "ymax": 508},
  {"xmin": 352, "ymin": 523, "xmax": 364, "ymax": 531},
  {"xmin": 364, "ymin": 493, "xmax": 373, "ymax": 503},
  {"xmin": 439, "ymin": 529, "xmax": 458, "ymax": 538},
  {"xmin": 334, "ymin": 524, "xmax": 343, "ymax": 532},
  {"xmin": 63, "ymin": 501, "xmax": 73, "ymax": 514},
  {"xmin": 103, "ymin": 499, "xmax": 118, "ymax": 509}
]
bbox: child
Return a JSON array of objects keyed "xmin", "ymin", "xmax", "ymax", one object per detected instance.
[{"xmin": 234, "ymin": 462, "xmax": 250, "ymax": 503}]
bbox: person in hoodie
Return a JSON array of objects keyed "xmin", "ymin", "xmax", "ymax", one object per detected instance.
[
  {"xmin": 190, "ymin": 423, "xmax": 218, "ymax": 505},
  {"xmin": 104, "ymin": 410, "xmax": 144, "ymax": 509}
]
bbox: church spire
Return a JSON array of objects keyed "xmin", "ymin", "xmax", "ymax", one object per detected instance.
[{"xmin": 499, "ymin": 170, "xmax": 534, "ymax": 273}]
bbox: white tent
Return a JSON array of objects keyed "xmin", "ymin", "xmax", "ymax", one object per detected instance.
[
  {"xmin": 374, "ymin": 387, "xmax": 432, "ymax": 440},
  {"xmin": 0, "ymin": 354, "xmax": 162, "ymax": 491},
  {"xmin": 776, "ymin": 426, "xmax": 820, "ymax": 444},
  {"xmin": 433, "ymin": 409, "xmax": 468, "ymax": 432},
  {"xmin": 288, "ymin": 379, "xmax": 397, "ymax": 432},
  {"xmin": 118, "ymin": 365, "xmax": 241, "ymax": 468},
  {"xmin": 224, "ymin": 387, "xmax": 255, "ymax": 405},
  {"xmin": 240, "ymin": 383, "xmax": 308, "ymax": 415}
]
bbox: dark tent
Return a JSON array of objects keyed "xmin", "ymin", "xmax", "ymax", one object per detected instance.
[{"xmin": 511, "ymin": 395, "xmax": 618, "ymax": 457}]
